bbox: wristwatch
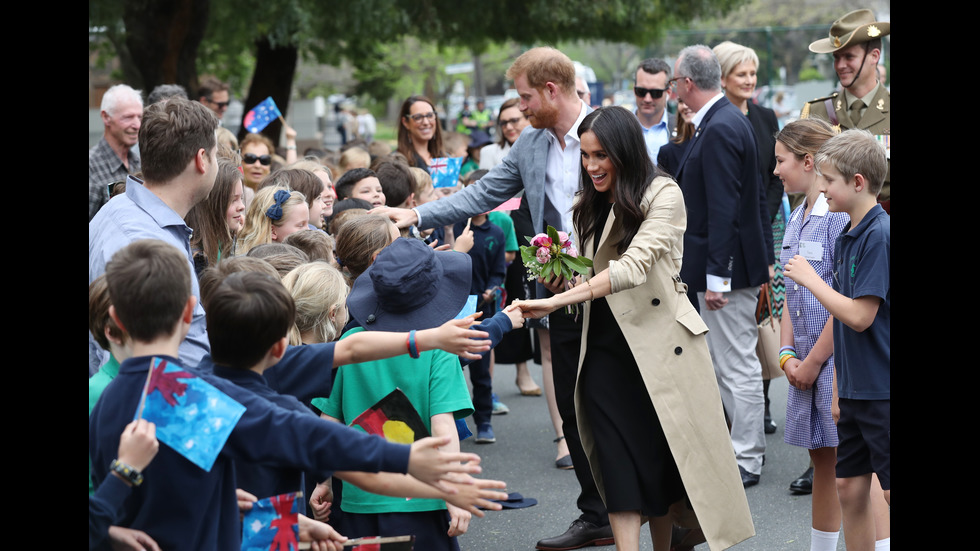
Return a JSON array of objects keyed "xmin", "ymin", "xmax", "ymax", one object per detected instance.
[{"xmin": 110, "ymin": 459, "xmax": 144, "ymax": 487}]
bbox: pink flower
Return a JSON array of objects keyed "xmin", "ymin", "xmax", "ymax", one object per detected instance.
[
  {"xmin": 531, "ymin": 234, "xmax": 552, "ymax": 247},
  {"xmin": 536, "ymin": 247, "xmax": 551, "ymax": 264},
  {"xmin": 557, "ymin": 231, "xmax": 571, "ymax": 248},
  {"xmin": 567, "ymin": 245, "xmax": 578, "ymax": 257}
]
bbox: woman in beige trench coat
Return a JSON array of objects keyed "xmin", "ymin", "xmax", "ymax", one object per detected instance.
[{"xmin": 514, "ymin": 107, "xmax": 754, "ymax": 551}]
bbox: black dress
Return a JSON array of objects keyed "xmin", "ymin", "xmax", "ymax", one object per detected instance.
[{"xmin": 578, "ymin": 201, "xmax": 685, "ymax": 516}]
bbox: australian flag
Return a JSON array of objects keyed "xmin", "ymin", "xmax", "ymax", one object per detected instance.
[
  {"xmin": 243, "ymin": 96, "xmax": 282, "ymax": 133},
  {"xmin": 241, "ymin": 492, "xmax": 302, "ymax": 551},
  {"xmin": 428, "ymin": 157, "xmax": 463, "ymax": 189},
  {"xmin": 135, "ymin": 357, "xmax": 246, "ymax": 472}
]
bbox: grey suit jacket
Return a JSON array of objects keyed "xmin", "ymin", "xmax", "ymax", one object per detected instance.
[{"xmin": 416, "ymin": 126, "xmax": 552, "ymax": 235}]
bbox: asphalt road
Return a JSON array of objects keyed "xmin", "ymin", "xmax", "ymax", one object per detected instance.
[{"xmin": 455, "ymin": 358, "xmax": 847, "ymax": 550}]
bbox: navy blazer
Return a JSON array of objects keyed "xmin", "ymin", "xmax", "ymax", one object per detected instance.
[{"xmin": 674, "ymin": 96, "xmax": 773, "ymax": 293}]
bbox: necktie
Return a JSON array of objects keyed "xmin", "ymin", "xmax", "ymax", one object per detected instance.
[{"xmin": 849, "ymin": 100, "xmax": 865, "ymax": 126}]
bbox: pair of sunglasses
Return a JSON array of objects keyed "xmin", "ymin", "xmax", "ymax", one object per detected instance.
[
  {"xmin": 634, "ymin": 86, "xmax": 668, "ymax": 99},
  {"xmin": 243, "ymin": 153, "xmax": 271, "ymax": 166}
]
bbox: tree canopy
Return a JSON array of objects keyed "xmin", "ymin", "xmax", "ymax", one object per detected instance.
[{"xmin": 90, "ymin": 0, "xmax": 746, "ymax": 141}]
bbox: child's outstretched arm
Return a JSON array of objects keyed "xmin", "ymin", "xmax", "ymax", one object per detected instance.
[
  {"xmin": 334, "ymin": 469, "xmax": 507, "ymax": 517},
  {"xmin": 783, "ymin": 254, "xmax": 880, "ymax": 332},
  {"xmin": 406, "ymin": 435, "xmax": 483, "ymax": 493},
  {"xmin": 334, "ymin": 314, "xmax": 491, "ymax": 366},
  {"xmin": 431, "ymin": 413, "xmax": 471, "ymax": 537},
  {"xmin": 459, "ymin": 306, "xmax": 525, "ymax": 366}
]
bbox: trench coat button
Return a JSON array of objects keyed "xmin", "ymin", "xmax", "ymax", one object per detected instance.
[
  {"xmin": 651, "ymin": 298, "xmax": 661, "ymax": 306},
  {"xmin": 674, "ymin": 346, "xmax": 683, "ymax": 355}
]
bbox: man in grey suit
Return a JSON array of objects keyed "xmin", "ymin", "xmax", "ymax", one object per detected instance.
[{"xmin": 376, "ymin": 47, "xmax": 614, "ymax": 551}]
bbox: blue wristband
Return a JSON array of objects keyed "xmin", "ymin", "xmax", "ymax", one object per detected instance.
[{"xmin": 408, "ymin": 329, "xmax": 419, "ymax": 359}]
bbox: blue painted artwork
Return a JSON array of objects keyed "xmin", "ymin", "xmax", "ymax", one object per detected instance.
[
  {"xmin": 135, "ymin": 357, "xmax": 246, "ymax": 472},
  {"xmin": 241, "ymin": 492, "xmax": 302, "ymax": 551}
]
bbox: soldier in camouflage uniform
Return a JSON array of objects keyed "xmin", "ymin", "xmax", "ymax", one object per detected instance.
[{"xmin": 802, "ymin": 9, "xmax": 890, "ymax": 211}]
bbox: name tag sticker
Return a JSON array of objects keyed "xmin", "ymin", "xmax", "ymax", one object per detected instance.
[{"xmin": 799, "ymin": 240, "xmax": 823, "ymax": 261}]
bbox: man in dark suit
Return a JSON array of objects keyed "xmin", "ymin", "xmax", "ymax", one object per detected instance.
[
  {"xmin": 633, "ymin": 58, "xmax": 676, "ymax": 163},
  {"xmin": 671, "ymin": 44, "xmax": 774, "ymax": 489}
]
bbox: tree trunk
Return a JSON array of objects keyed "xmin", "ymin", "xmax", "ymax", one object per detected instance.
[
  {"xmin": 122, "ymin": 0, "xmax": 209, "ymax": 94},
  {"xmin": 239, "ymin": 37, "xmax": 298, "ymax": 148}
]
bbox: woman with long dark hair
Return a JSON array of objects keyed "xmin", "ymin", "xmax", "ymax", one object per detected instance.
[
  {"xmin": 396, "ymin": 95, "xmax": 445, "ymax": 169},
  {"xmin": 514, "ymin": 106, "xmax": 753, "ymax": 551}
]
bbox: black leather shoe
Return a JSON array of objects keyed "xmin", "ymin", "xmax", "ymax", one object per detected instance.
[
  {"xmin": 739, "ymin": 465, "xmax": 760, "ymax": 488},
  {"xmin": 789, "ymin": 467, "xmax": 814, "ymax": 494},
  {"xmin": 536, "ymin": 519, "xmax": 614, "ymax": 550},
  {"xmin": 764, "ymin": 410, "xmax": 777, "ymax": 434}
]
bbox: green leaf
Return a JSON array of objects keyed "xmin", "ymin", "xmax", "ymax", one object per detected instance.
[
  {"xmin": 521, "ymin": 246, "xmax": 537, "ymax": 264},
  {"xmin": 546, "ymin": 225, "xmax": 560, "ymax": 243},
  {"xmin": 563, "ymin": 256, "xmax": 589, "ymax": 275}
]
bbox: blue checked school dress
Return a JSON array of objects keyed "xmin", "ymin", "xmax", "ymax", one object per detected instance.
[{"xmin": 780, "ymin": 195, "xmax": 850, "ymax": 449}]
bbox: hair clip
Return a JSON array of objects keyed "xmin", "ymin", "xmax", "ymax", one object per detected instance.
[{"xmin": 265, "ymin": 189, "xmax": 291, "ymax": 221}]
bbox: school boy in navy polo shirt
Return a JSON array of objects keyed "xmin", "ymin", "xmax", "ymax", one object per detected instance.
[
  {"xmin": 89, "ymin": 239, "xmax": 495, "ymax": 551},
  {"xmin": 783, "ymin": 129, "xmax": 890, "ymax": 551}
]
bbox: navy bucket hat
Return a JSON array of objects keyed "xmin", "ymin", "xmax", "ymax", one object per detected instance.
[{"xmin": 347, "ymin": 237, "xmax": 472, "ymax": 332}]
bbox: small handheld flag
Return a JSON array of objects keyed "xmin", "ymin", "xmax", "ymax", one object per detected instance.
[
  {"xmin": 243, "ymin": 96, "xmax": 283, "ymax": 133},
  {"xmin": 241, "ymin": 492, "xmax": 302, "ymax": 551},
  {"xmin": 136, "ymin": 357, "xmax": 246, "ymax": 471},
  {"xmin": 429, "ymin": 157, "xmax": 463, "ymax": 189}
]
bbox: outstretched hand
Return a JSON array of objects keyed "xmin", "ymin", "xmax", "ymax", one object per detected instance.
[
  {"xmin": 502, "ymin": 304, "xmax": 526, "ymax": 329},
  {"xmin": 511, "ymin": 298, "xmax": 559, "ymax": 319},
  {"xmin": 441, "ymin": 472, "xmax": 509, "ymax": 517},
  {"xmin": 407, "ymin": 436, "xmax": 482, "ymax": 494},
  {"xmin": 369, "ymin": 206, "xmax": 418, "ymax": 229},
  {"xmin": 424, "ymin": 313, "xmax": 491, "ymax": 360}
]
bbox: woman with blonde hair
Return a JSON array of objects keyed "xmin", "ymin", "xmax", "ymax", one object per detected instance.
[{"xmin": 235, "ymin": 186, "xmax": 309, "ymax": 256}]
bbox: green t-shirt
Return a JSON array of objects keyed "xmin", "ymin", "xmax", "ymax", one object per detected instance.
[
  {"xmin": 89, "ymin": 354, "xmax": 121, "ymax": 495},
  {"xmin": 314, "ymin": 327, "xmax": 473, "ymax": 514}
]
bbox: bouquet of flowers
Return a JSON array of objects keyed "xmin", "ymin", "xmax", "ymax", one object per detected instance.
[{"xmin": 520, "ymin": 226, "xmax": 593, "ymax": 315}]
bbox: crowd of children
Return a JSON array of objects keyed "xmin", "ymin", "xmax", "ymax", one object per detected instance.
[{"xmin": 89, "ymin": 90, "xmax": 888, "ymax": 550}]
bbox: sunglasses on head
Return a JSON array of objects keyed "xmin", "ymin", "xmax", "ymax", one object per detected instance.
[
  {"xmin": 634, "ymin": 86, "xmax": 668, "ymax": 99},
  {"xmin": 243, "ymin": 153, "xmax": 272, "ymax": 166}
]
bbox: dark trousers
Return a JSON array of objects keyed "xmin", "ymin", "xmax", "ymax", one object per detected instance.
[
  {"xmin": 550, "ymin": 308, "xmax": 609, "ymax": 526},
  {"xmin": 468, "ymin": 352, "xmax": 493, "ymax": 427}
]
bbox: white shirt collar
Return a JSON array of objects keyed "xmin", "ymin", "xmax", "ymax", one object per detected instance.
[
  {"xmin": 811, "ymin": 193, "xmax": 830, "ymax": 216},
  {"xmin": 691, "ymin": 92, "xmax": 726, "ymax": 128},
  {"xmin": 547, "ymin": 99, "xmax": 590, "ymax": 148}
]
